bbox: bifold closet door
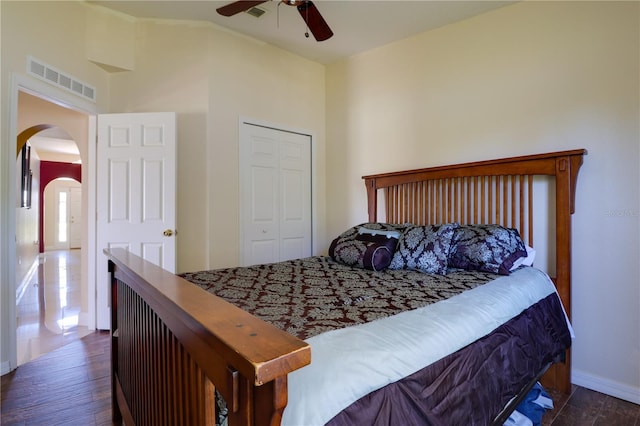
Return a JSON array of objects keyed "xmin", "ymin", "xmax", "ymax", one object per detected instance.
[{"xmin": 240, "ymin": 123, "xmax": 312, "ymax": 266}]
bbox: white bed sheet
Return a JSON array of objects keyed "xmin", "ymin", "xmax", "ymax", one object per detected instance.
[{"xmin": 282, "ymin": 266, "xmax": 564, "ymax": 426}]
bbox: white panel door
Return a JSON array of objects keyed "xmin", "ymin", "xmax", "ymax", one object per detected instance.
[
  {"xmin": 240, "ymin": 123, "xmax": 311, "ymax": 266},
  {"xmin": 279, "ymin": 135, "xmax": 311, "ymax": 261},
  {"xmin": 96, "ymin": 112, "xmax": 176, "ymax": 330},
  {"xmin": 68, "ymin": 186, "xmax": 82, "ymax": 249},
  {"xmin": 245, "ymin": 131, "xmax": 279, "ymax": 265}
]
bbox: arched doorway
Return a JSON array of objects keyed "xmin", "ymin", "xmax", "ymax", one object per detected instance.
[{"xmin": 43, "ymin": 178, "xmax": 82, "ymax": 251}]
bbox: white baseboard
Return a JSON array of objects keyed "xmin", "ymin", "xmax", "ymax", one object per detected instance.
[
  {"xmin": 572, "ymin": 369, "xmax": 640, "ymax": 404},
  {"xmin": 1, "ymin": 360, "xmax": 11, "ymax": 376}
]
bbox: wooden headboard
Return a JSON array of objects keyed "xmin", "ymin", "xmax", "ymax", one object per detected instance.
[{"xmin": 362, "ymin": 149, "xmax": 587, "ymax": 393}]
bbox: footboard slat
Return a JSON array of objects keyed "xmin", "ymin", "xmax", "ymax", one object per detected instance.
[
  {"xmin": 107, "ymin": 249, "xmax": 311, "ymax": 426},
  {"xmin": 117, "ymin": 281, "xmax": 216, "ymax": 425}
]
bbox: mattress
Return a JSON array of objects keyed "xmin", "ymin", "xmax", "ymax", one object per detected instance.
[{"xmin": 180, "ymin": 257, "xmax": 571, "ymax": 425}]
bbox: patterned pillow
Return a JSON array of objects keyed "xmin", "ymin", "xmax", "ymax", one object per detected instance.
[
  {"xmin": 448, "ymin": 224, "xmax": 527, "ymax": 275},
  {"xmin": 388, "ymin": 223, "xmax": 458, "ymax": 275},
  {"xmin": 329, "ymin": 223, "xmax": 405, "ymax": 271}
]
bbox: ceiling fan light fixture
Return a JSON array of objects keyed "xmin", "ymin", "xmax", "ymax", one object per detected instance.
[
  {"xmin": 217, "ymin": 0, "xmax": 333, "ymax": 41},
  {"xmin": 245, "ymin": 6, "xmax": 266, "ymax": 18}
]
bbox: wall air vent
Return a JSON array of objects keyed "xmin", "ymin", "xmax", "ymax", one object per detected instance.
[
  {"xmin": 246, "ymin": 6, "xmax": 266, "ymax": 18},
  {"xmin": 27, "ymin": 56, "xmax": 96, "ymax": 103}
]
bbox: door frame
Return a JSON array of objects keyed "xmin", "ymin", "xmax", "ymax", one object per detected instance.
[
  {"xmin": 238, "ymin": 117, "xmax": 318, "ymax": 264},
  {"xmin": 68, "ymin": 185, "xmax": 83, "ymax": 249},
  {"xmin": 2, "ymin": 73, "xmax": 98, "ymax": 373}
]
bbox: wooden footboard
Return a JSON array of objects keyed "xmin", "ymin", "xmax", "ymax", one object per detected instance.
[{"xmin": 105, "ymin": 248, "xmax": 311, "ymax": 426}]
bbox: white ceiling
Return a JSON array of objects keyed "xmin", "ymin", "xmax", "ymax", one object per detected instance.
[
  {"xmin": 31, "ymin": 1, "xmax": 514, "ymax": 160},
  {"xmin": 90, "ymin": 0, "xmax": 515, "ymax": 64}
]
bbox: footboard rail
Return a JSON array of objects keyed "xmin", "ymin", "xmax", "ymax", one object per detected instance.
[{"xmin": 105, "ymin": 248, "xmax": 311, "ymax": 426}]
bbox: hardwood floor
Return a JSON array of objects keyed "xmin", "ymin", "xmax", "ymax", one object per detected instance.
[
  {"xmin": 544, "ymin": 386, "xmax": 640, "ymax": 426},
  {"xmin": 2, "ymin": 330, "xmax": 639, "ymax": 425},
  {"xmin": 1, "ymin": 331, "xmax": 111, "ymax": 425}
]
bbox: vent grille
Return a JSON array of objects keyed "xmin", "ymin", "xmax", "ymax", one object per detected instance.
[{"xmin": 27, "ymin": 56, "xmax": 96, "ymax": 103}]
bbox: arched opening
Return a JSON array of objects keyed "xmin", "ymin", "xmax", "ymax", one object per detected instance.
[
  {"xmin": 43, "ymin": 178, "xmax": 82, "ymax": 251},
  {"xmin": 17, "ymin": 126, "xmax": 82, "ymax": 253}
]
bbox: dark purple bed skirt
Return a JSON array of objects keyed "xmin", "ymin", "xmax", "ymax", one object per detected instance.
[{"xmin": 327, "ymin": 293, "xmax": 571, "ymax": 426}]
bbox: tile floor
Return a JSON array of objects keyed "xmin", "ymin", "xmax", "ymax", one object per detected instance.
[{"xmin": 16, "ymin": 249, "xmax": 92, "ymax": 366}]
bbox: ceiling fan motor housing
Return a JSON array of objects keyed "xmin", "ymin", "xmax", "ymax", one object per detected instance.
[{"xmin": 217, "ymin": 0, "xmax": 333, "ymax": 42}]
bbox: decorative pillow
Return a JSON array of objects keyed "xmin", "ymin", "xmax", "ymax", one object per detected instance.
[
  {"xmin": 329, "ymin": 223, "xmax": 405, "ymax": 271},
  {"xmin": 448, "ymin": 224, "xmax": 527, "ymax": 275},
  {"xmin": 388, "ymin": 223, "xmax": 458, "ymax": 275},
  {"xmin": 510, "ymin": 245, "xmax": 536, "ymax": 271}
]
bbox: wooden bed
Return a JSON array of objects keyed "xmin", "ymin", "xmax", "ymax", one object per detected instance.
[{"xmin": 105, "ymin": 148, "xmax": 586, "ymax": 425}]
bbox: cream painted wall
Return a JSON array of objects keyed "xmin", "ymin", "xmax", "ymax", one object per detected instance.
[
  {"xmin": 15, "ymin": 147, "xmax": 40, "ymax": 287},
  {"xmin": 108, "ymin": 20, "xmax": 212, "ymax": 273},
  {"xmin": 108, "ymin": 19, "xmax": 326, "ymax": 271},
  {"xmin": 1, "ymin": 1, "xmax": 110, "ymax": 106},
  {"xmin": 1, "ymin": 1, "xmax": 109, "ymax": 370},
  {"xmin": 327, "ymin": 1, "xmax": 639, "ymax": 402},
  {"xmin": 207, "ymin": 26, "xmax": 326, "ymax": 268},
  {"xmin": 86, "ymin": 6, "xmax": 136, "ymax": 72}
]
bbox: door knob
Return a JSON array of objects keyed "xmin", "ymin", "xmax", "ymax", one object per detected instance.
[{"xmin": 163, "ymin": 229, "xmax": 176, "ymax": 237}]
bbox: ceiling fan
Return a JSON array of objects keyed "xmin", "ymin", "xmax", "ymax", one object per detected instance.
[{"xmin": 216, "ymin": 1, "xmax": 334, "ymax": 42}]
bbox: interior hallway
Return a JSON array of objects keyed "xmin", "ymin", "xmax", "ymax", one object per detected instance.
[{"xmin": 16, "ymin": 249, "xmax": 91, "ymax": 366}]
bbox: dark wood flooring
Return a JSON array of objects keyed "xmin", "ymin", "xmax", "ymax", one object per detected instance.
[
  {"xmin": 1, "ymin": 331, "xmax": 111, "ymax": 425},
  {"xmin": 2, "ymin": 331, "xmax": 639, "ymax": 425},
  {"xmin": 543, "ymin": 385, "xmax": 640, "ymax": 426}
]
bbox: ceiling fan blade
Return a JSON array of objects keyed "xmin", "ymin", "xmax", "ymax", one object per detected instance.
[
  {"xmin": 297, "ymin": 1, "xmax": 333, "ymax": 42},
  {"xmin": 217, "ymin": 1, "xmax": 268, "ymax": 17}
]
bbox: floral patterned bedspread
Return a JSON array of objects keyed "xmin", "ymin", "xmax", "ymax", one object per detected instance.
[{"xmin": 179, "ymin": 256, "xmax": 501, "ymax": 340}]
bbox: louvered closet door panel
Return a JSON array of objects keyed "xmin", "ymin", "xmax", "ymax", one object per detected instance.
[
  {"xmin": 240, "ymin": 122, "xmax": 312, "ymax": 266},
  {"xmin": 247, "ymin": 133, "xmax": 279, "ymax": 265},
  {"xmin": 279, "ymin": 134, "xmax": 311, "ymax": 262}
]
